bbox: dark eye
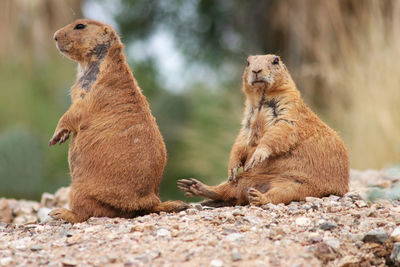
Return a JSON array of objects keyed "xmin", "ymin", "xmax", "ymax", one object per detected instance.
[
  {"xmin": 273, "ymin": 57, "xmax": 279, "ymax": 65},
  {"xmin": 246, "ymin": 60, "xmax": 250, "ymax": 67},
  {"xmin": 74, "ymin": 24, "xmax": 86, "ymax": 30}
]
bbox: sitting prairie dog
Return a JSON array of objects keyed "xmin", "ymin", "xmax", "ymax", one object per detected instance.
[
  {"xmin": 49, "ymin": 19, "xmax": 188, "ymax": 223},
  {"xmin": 178, "ymin": 55, "xmax": 349, "ymax": 205}
]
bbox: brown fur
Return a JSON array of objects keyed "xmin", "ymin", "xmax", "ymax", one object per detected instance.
[
  {"xmin": 49, "ymin": 19, "xmax": 188, "ymax": 223},
  {"xmin": 178, "ymin": 55, "xmax": 349, "ymax": 206}
]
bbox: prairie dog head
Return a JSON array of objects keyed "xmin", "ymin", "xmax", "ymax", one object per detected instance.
[
  {"xmin": 243, "ymin": 54, "xmax": 291, "ymax": 94},
  {"xmin": 54, "ymin": 19, "xmax": 120, "ymax": 63}
]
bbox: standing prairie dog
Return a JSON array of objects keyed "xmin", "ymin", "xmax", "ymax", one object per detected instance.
[
  {"xmin": 49, "ymin": 19, "xmax": 188, "ymax": 223},
  {"xmin": 178, "ymin": 55, "xmax": 349, "ymax": 205}
]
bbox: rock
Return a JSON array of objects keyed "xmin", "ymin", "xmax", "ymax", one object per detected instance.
[
  {"xmin": 355, "ymin": 200, "xmax": 368, "ymax": 208},
  {"xmin": 30, "ymin": 244, "xmax": 43, "ymax": 251},
  {"xmin": 192, "ymin": 203, "xmax": 203, "ymax": 211},
  {"xmin": 243, "ymin": 216, "xmax": 260, "ymax": 224},
  {"xmin": 55, "ymin": 187, "xmax": 70, "ymax": 208},
  {"xmin": 231, "ymin": 249, "xmax": 242, "ymax": 261},
  {"xmin": 37, "ymin": 207, "xmax": 52, "ymax": 223},
  {"xmin": 391, "ymin": 242, "xmax": 400, "ymax": 267},
  {"xmin": 232, "ymin": 209, "xmax": 245, "ymax": 216},
  {"xmin": 377, "ymin": 180, "xmax": 392, "ymax": 188},
  {"xmin": 156, "ymin": 229, "xmax": 171, "ymax": 239},
  {"xmin": 0, "ymin": 257, "xmax": 14, "ymax": 266},
  {"xmin": 363, "ymin": 170, "xmax": 384, "ymax": 184},
  {"xmin": 185, "ymin": 208, "xmax": 198, "ymax": 215},
  {"xmin": 362, "ymin": 229, "xmax": 389, "ymax": 244},
  {"xmin": 319, "ymin": 222, "xmax": 337, "ymax": 231},
  {"xmin": 59, "ymin": 227, "xmax": 73, "ymax": 237},
  {"xmin": 171, "ymin": 229, "xmax": 179, "ymax": 237},
  {"xmin": 337, "ymin": 255, "xmax": 360, "ymax": 267},
  {"xmin": 40, "ymin": 193, "xmax": 56, "ymax": 208},
  {"xmin": 13, "ymin": 214, "xmax": 37, "ymax": 225},
  {"xmin": 308, "ymin": 232, "xmax": 323, "ymax": 243},
  {"xmin": 344, "ymin": 192, "xmax": 363, "ymax": 201},
  {"xmin": 0, "ymin": 198, "xmax": 12, "ymax": 223},
  {"xmin": 66, "ymin": 234, "xmax": 82, "ymax": 245},
  {"xmin": 311, "ymin": 243, "xmax": 335, "ymax": 261},
  {"xmin": 295, "ymin": 217, "xmax": 311, "ymax": 226},
  {"xmin": 12, "ymin": 202, "xmax": 33, "ymax": 216},
  {"xmin": 210, "ymin": 259, "xmax": 223, "ymax": 267},
  {"xmin": 391, "ymin": 227, "xmax": 400, "ymax": 242},
  {"xmin": 62, "ymin": 258, "xmax": 77, "ymax": 267},
  {"xmin": 288, "ymin": 206, "xmax": 299, "ymax": 213},
  {"xmin": 324, "ymin": 237, "xmax": 340, "ymax": 250},
  {"xmin": 225, "ymin": 233, "xmax": 244, "ymax": 242},
  {"xmin": 305, "ymin": 197, "xmax": 321, "ymax": 203}
]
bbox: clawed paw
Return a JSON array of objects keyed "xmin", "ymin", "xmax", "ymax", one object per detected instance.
[
  {"xmin": 49, "ymin": 129, "xmax": 71, "ymax": 146},
  {"xmin": 228, "ymin": 164, "xmax": 241, "ymax": 183},
  {"xmin": 177, "ymin": 178, "xmax": 206, "ymax": 197},
  {"xmin": 244, "ymin": 146, "xmax": 270, "ymax": 171},
  {"xmin": 49, "ymin": 208, "xmax": 69, "ymax": 220},
  {"xmin": 248, "ymin": 187, "xmax": 265, "ymax": 206}
]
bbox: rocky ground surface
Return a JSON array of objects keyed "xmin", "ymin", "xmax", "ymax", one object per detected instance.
[{"xmin": 0, "ymin": 168, "xmax": 400, "ymax": 266}]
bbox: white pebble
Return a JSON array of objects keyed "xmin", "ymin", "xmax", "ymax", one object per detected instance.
[
  {"xmin": 295, "ymin": 217, "xmax": 311, "ymax": 226},
  {"xmin": 156, "ymin": 229, "xmax": 171, "ymax": 239},
  {"xmin": 225, "ymin": 233, "xmax": 244, "ymax": 242},
  {"xmin": 324, "ymin": 237, "xmax": 340, "ymax": 249},
  {"xmin": 210, "ymin": 259, "xmax": 223, "ymax": 267},
  {"xmin": 391, "ymin": 227, "xmax": 400, "ymax": 242}
]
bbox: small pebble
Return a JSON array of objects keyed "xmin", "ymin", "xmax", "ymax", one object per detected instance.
[
  {"xmin": 30, "ymin": 244, "xmax": 43, "ymax": 251},
  {"xmin": 210, "ymin": 259, "xmax": 223, "ymax": 267},
  {"xmin": 390, "ymin": 242, "xmax": 400, "ymax": 266},
  {"xmin": 324, "ymin": 237, "xmax": 340, "ymax": 250},
  {"xmin": 391, "ymin": 226, "xmax": 400, "ymax": 242},
  {"xmin": 362, "ymin": 229, "xmax": 389, "ymax": 244},
  {"xmin": 156, "ymin": 229, "xmax": 171, "ymax": 239},
  {"xmin": 319, "ymin": 222, "xmax": 337, "ymax": 231},
  {"xmin": 225, "ymin": 233, "xmax": 244, "ymax": 242},
  {"xmin": 295, "ymin": 217, "xmax": 311, "ymax": 226},
  {"xmin": 231, "ymin": 249, "xmax": 242, "ymax": 261}
]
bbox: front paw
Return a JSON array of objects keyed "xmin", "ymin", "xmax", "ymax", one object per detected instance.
[
  {"xmin": 49, "ymin": 208, "xmax": 69, "ymax": 220},
  {"xmin": 228, "ymin": 163, "xmax": 241, "ymax": 183},
  {"xmin": 244, "ymin": 145, "xmax": 271, "ymax": 171},
  {"xmin": 49, "ymin": 129, "xmax": 70, "ymax": 146},
  {"xmin": 177, "ymin": 178, "xmax": 206, "ymax": 197}
]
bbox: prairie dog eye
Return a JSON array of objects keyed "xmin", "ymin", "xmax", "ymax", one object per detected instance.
[
  {"xmin": 74, "ymin": 24, "xmax": 86, "ymax": 30},
  {"xmin": 246, "ymin": 60, "xmax": 250, "ymax": 67},
  {"xmin": 273, "ymin": 57, "xmax": 279, "ymax": 65}
]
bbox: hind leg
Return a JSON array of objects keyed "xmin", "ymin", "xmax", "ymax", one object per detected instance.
[
  {"xmin": 150, "ymin": 200, "xmax": 189, "ymax": 213},
  {"xmin": 248, "ymin": 179, "xmax": 311, "ymax": 205},
  {"xmin": 177, "ymin": 178, "xmax": 238, "ymax": 203},
  {"xmin": 50, "ymin": 190, "xmax": 120, "ymax": 223}
]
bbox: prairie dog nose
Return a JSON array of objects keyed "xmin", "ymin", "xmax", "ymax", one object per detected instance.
[
  {"xmin": 53, "ymin": 30, "xmax": 60, "ymax": 41},
  {"xmin": 252, "ymin": 69, "xmax": 262, "ymax": 74}
]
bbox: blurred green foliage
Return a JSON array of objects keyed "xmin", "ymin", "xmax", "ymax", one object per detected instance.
[
  {"xmin": 0, "ymin": 127, "xmax": 44, "ymax": 199},
  {"xmin": 0, "ymin": 59, "xmax": 75, "ymax": 199}
]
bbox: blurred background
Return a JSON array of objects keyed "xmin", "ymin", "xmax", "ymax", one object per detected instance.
[{"xmin": 0, "ymin": 0, "xmax": 399, "ymax": 201}]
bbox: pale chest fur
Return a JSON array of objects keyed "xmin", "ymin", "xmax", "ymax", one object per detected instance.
[{"xmin": 242, "ymin": 97, "xmax": 292, "ymax": 146}]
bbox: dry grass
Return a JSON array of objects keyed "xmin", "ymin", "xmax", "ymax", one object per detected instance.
[{"xmin": 274, "ymin": 0, "xmax": 400, "ymax": 169}]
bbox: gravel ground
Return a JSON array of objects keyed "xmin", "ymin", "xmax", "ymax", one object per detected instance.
[{"xmin": 1, "ymin": 169, "xmax": 400, "ymax": 266}]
